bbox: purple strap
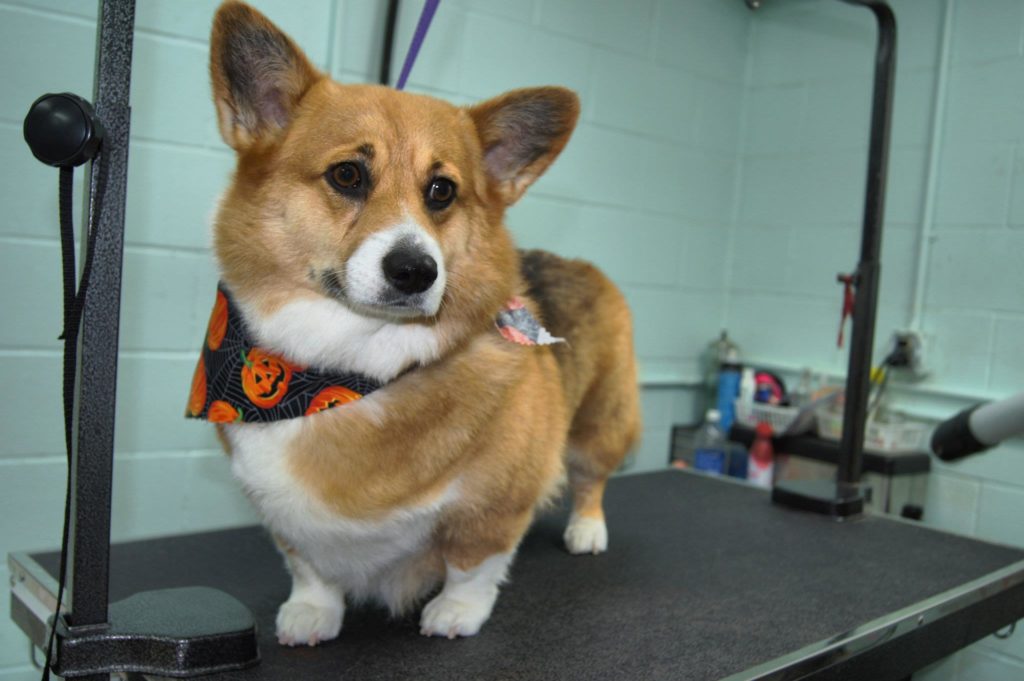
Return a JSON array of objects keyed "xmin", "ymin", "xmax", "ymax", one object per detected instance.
[{"xmin": 395, "ymin": 0, "xmax": 440, "ymax": 91}]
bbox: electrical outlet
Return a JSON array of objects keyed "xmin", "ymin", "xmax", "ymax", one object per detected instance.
[{"xmin": 886, "ymin": 330, "xmax": 926, "ymax": 377}]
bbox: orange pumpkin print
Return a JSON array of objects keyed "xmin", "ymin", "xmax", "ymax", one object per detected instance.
[
  {"xmin": 186, "ymin": 356, "xmax": 207, "ymax": 416},
  {"xmin": 305, "ymin": 385, "xmax": 361, "ymax": 416},
  {"xmin": 241, "ymin": 348, "xmax": 295, "ymax": 408},
  {"xmin": 208, "ymin": 400, "xmax": 243, "ymax": 423},
  {"xmin": 207, "ymin": 290, "xmax": 228, "ymax": 350}
]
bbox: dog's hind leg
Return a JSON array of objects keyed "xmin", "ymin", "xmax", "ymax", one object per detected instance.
[
  {"xmin": 563, "ymin": 465, "xmax": 611, "ymax": 554},
  {"xmin": 563, "ymin": 361, "xmax": 641, "ymax": 555}
]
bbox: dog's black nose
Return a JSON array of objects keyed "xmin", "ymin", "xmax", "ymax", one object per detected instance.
[{"xmin": 382, "ymin": 247, "xmax": 438, "ymax": 294}]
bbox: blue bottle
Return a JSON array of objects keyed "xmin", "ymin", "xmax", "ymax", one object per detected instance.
[{"xmin": 716, "ymin": 349, "xmax": 742, "ymax": 435}]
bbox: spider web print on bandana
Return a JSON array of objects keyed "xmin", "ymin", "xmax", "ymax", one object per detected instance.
[{"xmin": 185, "ymin": 285, "xmax": 383, "ymax": 424}]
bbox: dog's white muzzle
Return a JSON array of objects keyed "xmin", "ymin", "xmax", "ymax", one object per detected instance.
[{"xmin": 341, "ymin": 222, "xmax": 446, "ymax": 319}]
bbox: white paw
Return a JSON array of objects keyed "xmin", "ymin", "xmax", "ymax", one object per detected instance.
[
  {"xmin": 564, "ymin": 515, "xmax": 608, "ymax": 555},
  {"xmin": 275, "ymin": 599, "xmax": 343, "ymax": 647},
  {"xmin": 419, "ymin": 591, "xmax": 495, "ymax": 639}
]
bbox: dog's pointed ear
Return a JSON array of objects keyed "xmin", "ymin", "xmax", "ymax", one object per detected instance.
[
  {"xmin": 210, "ymin": 1, "xmax": 322, "ymax": 151},
  {"xmin": 468, "ymin": 87, "xmax": 580, "ymax": 205}
]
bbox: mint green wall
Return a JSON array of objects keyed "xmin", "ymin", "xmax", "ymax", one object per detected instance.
[
  {"xmin": 0, "ymin": 2, "xmax": 748, "ymax": 678},
  {"xmin": 733, "ymin": 1, "xmax": 1024, "ymax": 678},
  {"xmin": 1, "ymin": 0, "xmax": 1022, "ymax": 679}
]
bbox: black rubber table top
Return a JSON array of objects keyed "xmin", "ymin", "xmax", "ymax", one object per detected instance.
[{"xmin": 34, "ymin": 471, "xmax": 1024, "ymax": 680}]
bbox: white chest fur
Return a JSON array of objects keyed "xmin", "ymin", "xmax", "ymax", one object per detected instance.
[
  {"xmin": 239, "ymin": 295, "xmax": 447, "ymax": 383},
  {"xmin": 224, "ymin": 417, "xmax": 458, "ymax": 603}
]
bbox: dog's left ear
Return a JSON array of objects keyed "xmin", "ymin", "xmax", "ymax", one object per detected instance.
[
  {"xmin": 210, "ymin": 1, "xmax": 322, "ymax": 151},
  {"xmin": 468, "ymin": 87, "xmax": 580, "ymax": 205}
]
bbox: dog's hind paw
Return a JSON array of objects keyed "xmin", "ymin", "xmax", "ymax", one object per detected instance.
[
  {"xmin": 563, "ymin": 515, "xmax": 608, "ymax": 555},
  {"xmin": 276, "ymin": 599, "xmax": 343, "ymax": 647}
]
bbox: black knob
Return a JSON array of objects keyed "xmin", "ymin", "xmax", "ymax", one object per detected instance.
[
  {"xmin": 382, "ymin": 247, "xmax": 438, "ymax": 294},
  {"xmin": 24, "ymin": 93, "xmax": 105, "ymax": 168}
]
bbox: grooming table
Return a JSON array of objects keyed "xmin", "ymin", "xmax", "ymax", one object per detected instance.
[{"xmin": 9, "ymin": 471, "xmax": 1024, "ymax": 680}]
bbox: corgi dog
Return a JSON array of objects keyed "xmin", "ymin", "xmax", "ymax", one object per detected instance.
[{"xmin": 192, "ymin": 1, "xmax": 641, "ymax": 646}]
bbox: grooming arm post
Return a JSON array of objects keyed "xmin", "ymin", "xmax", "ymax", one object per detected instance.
[
  {"xmin": 772, "ymin": 0, "xmax": 897, "ymax": 517},
  {"xmin": 835, "ymin": 0, "xmax": 896, "ymax": 495},
  {"xmin": 67, "ymin": 0, "xmax": 134, "ymax": 637},
  {"xmin": 41, "ymin": 1, "xmax": 260, "ymax": 677}
]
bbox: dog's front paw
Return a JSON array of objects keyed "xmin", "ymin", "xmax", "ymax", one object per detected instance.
[
  {"xmin": 564, "ymin": 515, "xmax": 608, "ymax": 555},
  {"xmin": 276, "ymin": 599, "xmax": 343, "ymax": 647},
  {"xmin": 419, "ymin": 592, "xmax": 495, "ymax": 639}
]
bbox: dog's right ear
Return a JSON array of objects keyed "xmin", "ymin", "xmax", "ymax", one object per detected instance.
[{"xmin": 210, "ymin": 1, "xmax": 322, "ymax": 151}]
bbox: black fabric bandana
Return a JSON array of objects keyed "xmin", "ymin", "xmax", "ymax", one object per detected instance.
[
  {"xmin": 186, "ymin": 284, "xmax": 382, "ymax": 423},
  {"xmin": 186, "ymin": 285, "xmax": 563, "ymax": 424}
]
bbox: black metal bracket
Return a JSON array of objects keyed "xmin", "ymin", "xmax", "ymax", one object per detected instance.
[
  {"xmin": 837, "ymin": 271, "xmax": 859, "ymax": 287},
  {"xmin": 772, "ymin": 0, "xmax": 897, "ymax": 518}
]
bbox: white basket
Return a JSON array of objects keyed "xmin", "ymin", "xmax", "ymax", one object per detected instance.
[
  {"xmin": 734, "ymin": 399, "xmax": 802, "ymax": 433},
  {"xmin": 816, "ymin": 408, "xmax": 930, "ymax": 453}
]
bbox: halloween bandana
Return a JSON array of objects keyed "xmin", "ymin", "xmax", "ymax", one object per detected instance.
[{"xmin": 186, "ymin": 285, "xmax": 562, "ymax": 424}]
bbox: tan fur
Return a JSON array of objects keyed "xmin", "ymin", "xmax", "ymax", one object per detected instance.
[{"xmin": 208, "ymin": 1, "xmax": 640, "ymax": 626}]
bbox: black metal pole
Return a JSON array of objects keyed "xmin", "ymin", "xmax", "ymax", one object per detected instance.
[
  {"xmin": 39, "ymin": 1, "xmax": 257, "ymax": 676},
  {"xmin": 379, "ymin": 0, "xmax": 400, "ymax": 85},
  {"xmin": 771, "ymin": 0, "xmax": 896, "ymax": 517},
  {"xmin": 66, "ymin": 0, "xmax": 134, "ymax": 652},
  {"xmin": 835, "ymin": 0, "xmax": 896, "ymax": 494}
]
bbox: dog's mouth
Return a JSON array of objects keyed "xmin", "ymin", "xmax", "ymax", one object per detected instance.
[
  {"xmin": 319, "ymin": 269, "xmax": 437, "ymax": 321},
  {"xmin": 320, "ymin": 269, "xmax": 347, "ymax": 301}
]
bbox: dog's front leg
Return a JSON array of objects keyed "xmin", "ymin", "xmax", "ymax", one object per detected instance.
[
  {"xmin": 275, "ymin": 545, "xmax": 345, "ymax": 647},
  {"xmin": 419, "ymin": 551, "xmax": 514, "ymax": 639},
  {"xmin": 419, "ymin": 510, "xmax": 531, "ymax": 638}
]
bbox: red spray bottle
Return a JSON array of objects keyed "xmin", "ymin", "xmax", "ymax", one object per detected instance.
[{"xmin": 748, "ymin": 421, "xmax": 774, "ymax": 489}]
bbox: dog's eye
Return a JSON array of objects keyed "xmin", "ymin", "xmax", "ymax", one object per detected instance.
[
  {"xmin": 326, "ymin": 161, "xmax": 366, "ymax": 196},
  {"xmin": 425, "ymin": 178, "xmax": 456, "ymax": 210}
]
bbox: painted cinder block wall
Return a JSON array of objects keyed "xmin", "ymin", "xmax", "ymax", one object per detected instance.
[
  {"xmin": 733, "ymin": 1, "xmax": 1024, "ymax": 678},
  {"xmin": 1, "ymin": 0, "xmax": 1021, "ymax": 678},
  {"xmin": 0, "ymin": 1, "xmax": 747, "ymax": 678}
]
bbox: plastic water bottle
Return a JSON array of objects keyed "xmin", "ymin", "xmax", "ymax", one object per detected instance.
[{"xmin": 694, "ymin": 409, "xmax": 727, "ymax": 475}]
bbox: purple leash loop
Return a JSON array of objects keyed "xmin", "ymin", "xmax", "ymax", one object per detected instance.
[{"xmin": 395, "ymin": 0, "xmax": 440, "ymax": 90}]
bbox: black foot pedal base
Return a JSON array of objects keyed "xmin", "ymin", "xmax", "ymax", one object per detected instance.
[{"xmin": 54, "ymin": 586, "xmax": 259, "ymax": 678}]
